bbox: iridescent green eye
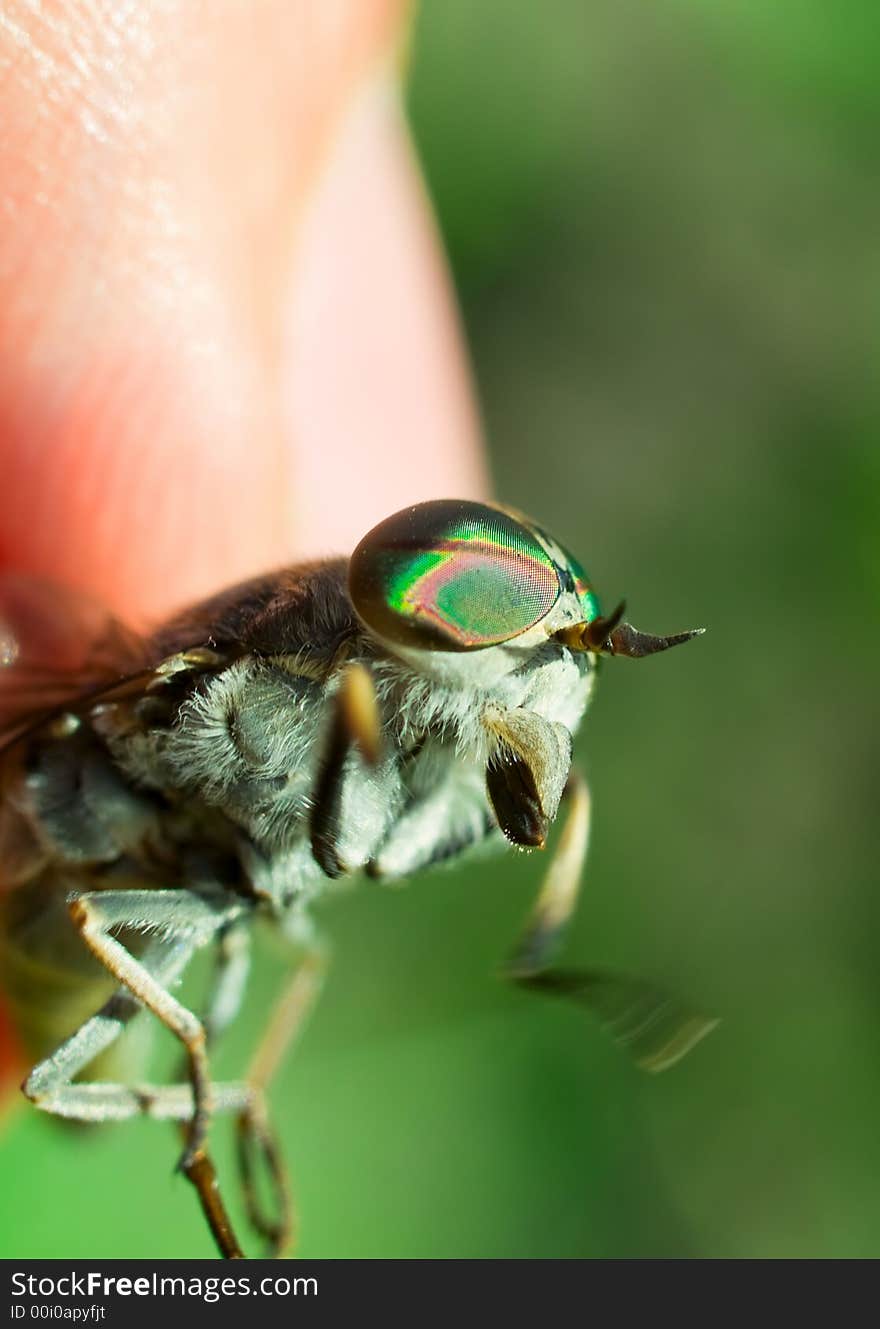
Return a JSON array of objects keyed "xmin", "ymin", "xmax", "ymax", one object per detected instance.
[
  {"xmin": 564, "ymin": 549, "xmax": 602, "ymax": 624},
  {"xmin": 348, "ymin": 500, "xmax": 562, "ymax": 651}
]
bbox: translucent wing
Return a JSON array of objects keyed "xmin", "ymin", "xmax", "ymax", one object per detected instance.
[
  {"xmin": 0, "ymin": 574, "xmax": 150, "ymax": 747},
  {"xmin": 520, "ymin": 970, "xmax": 719, "ymax": 1072}
]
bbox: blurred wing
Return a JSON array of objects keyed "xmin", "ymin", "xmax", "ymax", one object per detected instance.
[
  {"xmin": 521, "ymin": 969, "xmax": 718, "ymax": 1072},
  {"xmin": 0, "ymin": 574, "xmax": 150, "ymax": 747}
]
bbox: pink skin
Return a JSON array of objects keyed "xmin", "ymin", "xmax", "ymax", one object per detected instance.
[
  {"xmin": 0, "ymin": 1, "xmax": 487, "ymax": 1083},
  {"xmin": 286, "ymin": 76, "xmax": 487, "ymax": 559},
  {"xmin": 0, "ymin": 1, "xmax": 488, "ymax": 626}
]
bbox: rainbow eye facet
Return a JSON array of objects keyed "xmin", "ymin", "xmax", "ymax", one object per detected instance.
[
  {"xmin": 565, "ymin": 549, "xmax": 602, "ymax": 625},
  {"xmin": 348, "ymin": 500, "xmax": 562, "ymax": 651}
]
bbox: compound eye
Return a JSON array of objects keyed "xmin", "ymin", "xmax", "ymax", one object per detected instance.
[
  {"xmin": 564, "ymin": 549, "xmax": 602, "ymax": 625},
  {"xmin": 348, "ymin": 499, "xmax": 562, "ymax": 651}
]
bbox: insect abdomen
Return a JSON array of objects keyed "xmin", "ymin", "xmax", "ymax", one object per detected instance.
[{"xmin": 0, "ymin": 870, "xmax": 115, "ymax": 1066}]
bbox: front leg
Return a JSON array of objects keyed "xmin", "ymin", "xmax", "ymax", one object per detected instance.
[
  {"xmin": 482, "ymin": 704, "xmax": 572, "ymax": 849},
  {"xmin": 309, "ymin": 661, "xmax": 400, "ymax": 877},
  {"xmin": 482, "ymin": 707, "xmax": 717, "ymax": 1071},
  {"xmin": 480, "ymin": 701, "xmax": 585, "ymax": 974},
  {"xmin": 508, "ymin": 768, "xmax": 591, "ymax": 977}
]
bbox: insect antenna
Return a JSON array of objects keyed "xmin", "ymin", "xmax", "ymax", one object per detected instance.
[{"xmin": 557, "ymin": 600, "xmax": 706, "ymax": 657}]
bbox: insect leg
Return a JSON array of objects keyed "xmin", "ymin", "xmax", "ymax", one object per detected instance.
[
  {"xmin": 203, "ymin": 921, "xmax": 252, "ymax": 1047},
  {"xmin": 64, "ymin": 889, "xmax": 240, "ymax": 1162},
  {"xmin": 508, "ymin": 767, "xmax": 591, "ymax": 977},
  {"xmin": 235, "ymin": 943, "xmax": 329, "ymax": 1257},
  {"xmin": 28, "ymin": 888, "xmax": 249, "ymax": 1257},
  {"xmin": 167, "ymin": 923, "xmax": 251, "ymax": 1124},
  {"xmin": 483, "ymin": 704, "xmax": 572, "ymax": 849},
  {"xmin": 368, "ymin": 761, "xmax": 499, "ymax": 880},
  {"xmin": 183, "ymin": 919, "xmax": 307, "ymax": 1258},
  {"xmin": 23, "ymin": 930, "xmax": 203, "ymax": 1120},
  {"xmin": 310, "ymin": 661, "xmax": 382, "ymax": 877},
  {"xmin": 506, "ymin": 768, "xmax": 717, "ymax": 1071}
]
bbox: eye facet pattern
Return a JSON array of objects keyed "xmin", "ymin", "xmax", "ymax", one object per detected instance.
[
  {"xmin": 349, "ymin": 500, "xmax": 562, "ymax": 650},
  {"xmin": 565, "ymin": 550, "xmax": 602, "ymax": 625}
]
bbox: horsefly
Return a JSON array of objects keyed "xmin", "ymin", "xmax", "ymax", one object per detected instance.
[{"xmin": 0, "ymin": 499, "xmax": 713, "ymax": 1258}]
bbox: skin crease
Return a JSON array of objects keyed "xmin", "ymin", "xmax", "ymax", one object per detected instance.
[{"xmin": 0, "ymin": 1, "xmax": 487, "ymax": 1085}]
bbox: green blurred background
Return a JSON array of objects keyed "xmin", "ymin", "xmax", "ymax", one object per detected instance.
[{"xmin": 2, "ymin": 0, "xmax": 878, "ymax": 1257}]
